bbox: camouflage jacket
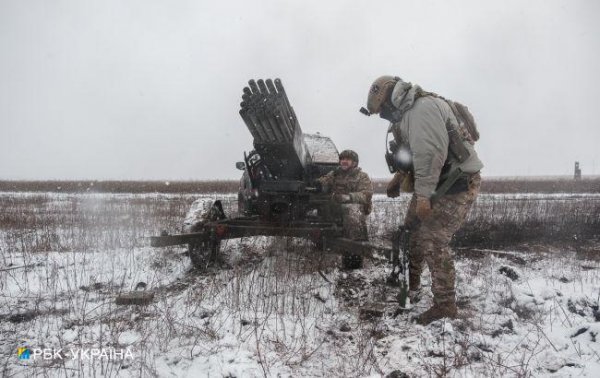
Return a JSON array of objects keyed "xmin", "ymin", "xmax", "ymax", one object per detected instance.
[{"xmin": 318, "ymin": 167, "xmax": 373, "ymax": 214}]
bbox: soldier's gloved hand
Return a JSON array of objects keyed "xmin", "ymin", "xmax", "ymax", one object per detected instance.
[
  {"xmin": 332, "ymin": 193, "xmax": 351, "ymax": 204},
  {"xmin": 416, "ymin": 195, "xmax": 432, "ymax": 220},
  {"xmin": 314, "ymin": 181, "xmax": 323, "ymax": 193},
  {"xmin": 386, "ymin": 171, "xmax": 405, "ymax": 198}
]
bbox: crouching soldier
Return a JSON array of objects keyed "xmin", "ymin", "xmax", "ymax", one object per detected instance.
[{"xmin": 318, "ymin": 150, "xmax": 374, "ymax": 269}]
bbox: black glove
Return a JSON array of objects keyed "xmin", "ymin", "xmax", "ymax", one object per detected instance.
[{"xmin": 314, "ymin": 181, "xmax": 323, "ymax": 193}]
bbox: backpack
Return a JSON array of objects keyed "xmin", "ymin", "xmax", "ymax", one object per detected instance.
[
  {"xmin": 417, "ymin": 90, "xmax": 480, "ymax": 143},
  {"xmin": 445, "ymin": 100, "xmax": 480, "ymax": 142}
]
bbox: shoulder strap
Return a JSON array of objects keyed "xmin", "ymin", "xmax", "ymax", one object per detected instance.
[
  {"xmin": 414, "ymin": 88, "xmax": 444, "ymax": 100},
  {"xmin": 416, "ymin": 90, "xmax": 476, "ymax": 143}
]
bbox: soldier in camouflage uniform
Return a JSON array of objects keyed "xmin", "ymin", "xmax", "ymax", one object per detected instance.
[
  {"xmin": 318, "ymin": 150, "xmax": 374, "ymax": 269},
  {"xmin": 365, "ymin": 76, "xmax": 483, "ymax": 324}
]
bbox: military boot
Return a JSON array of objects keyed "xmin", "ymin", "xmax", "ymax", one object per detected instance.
[{"xmin": 415, "ymin": 302, "xmax": 457, "ymax": 325}]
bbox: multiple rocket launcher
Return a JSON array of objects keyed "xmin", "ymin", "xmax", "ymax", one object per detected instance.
[{"xmin": 239, "ymin": 79, "xmax": 310, "ymax": 181}]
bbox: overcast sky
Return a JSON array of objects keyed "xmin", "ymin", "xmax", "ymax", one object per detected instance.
[{"xmin": 1, "ymin": 0, "xmax": 599, "ymax": 180}]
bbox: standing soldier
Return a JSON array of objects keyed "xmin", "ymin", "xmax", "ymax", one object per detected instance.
[
  {"xmin": 363, "ymin": 76, "xmax": 483, "ymax": 324},
  {"xmin": 318, "ymin": 150, "xmax": 374, "ymax": 269}
]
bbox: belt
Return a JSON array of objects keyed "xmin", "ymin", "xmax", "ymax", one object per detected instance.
[{"xmin": 432, "ymin": 169, "xmax": 476, "ymax": 202}]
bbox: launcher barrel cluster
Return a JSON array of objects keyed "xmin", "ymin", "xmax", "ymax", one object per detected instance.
[
  {"xmin": 239, "ymin": 78, "xmax": 310, "ymax": 180},
  {"xmin": 239, "ymin": 78, "xmax": 299, "ymax": 143}
]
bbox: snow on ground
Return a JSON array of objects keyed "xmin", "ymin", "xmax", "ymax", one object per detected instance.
[{"xmin": 1, "ymin": 192, "xmax": 599, "ymax": 377}]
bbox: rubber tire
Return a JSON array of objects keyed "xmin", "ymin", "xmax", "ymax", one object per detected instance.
[{"xmin": 189, "ymin": 239, "xmax": 221, "ymax": 269}]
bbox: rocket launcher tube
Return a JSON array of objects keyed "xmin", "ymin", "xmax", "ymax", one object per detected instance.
[
  {"xmin": 257, "ymin": 79, "xmax": 269, "ymax": 94},
  {"xmin": 266, "ymin": 79, "xmax": 277, "ymax": 94},
  {"xmin": 257, "ymin": 108, "xmax": 283, "ymax": 142},
  {"xmin": 239, "ymin": 109, "xmax": 261, "ymax": 140},
  {"xmin": 264, "ymin": 97, "xmax": 290, "ymax": 142},
  {"xmin": 248, "ymin": 79, "xmax": 260, "ymax": 95},
  {"xmin": 246, "ymin": 108, "xmax": 269, "ymax": 143}
]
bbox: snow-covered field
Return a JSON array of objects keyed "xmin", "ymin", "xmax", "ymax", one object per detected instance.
[{"xmin": 1, "ymin": 192, "xmax": 600, "ymax": 377}]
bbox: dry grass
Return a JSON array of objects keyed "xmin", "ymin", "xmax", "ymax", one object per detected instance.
[
  {"xmin": 2, "ymin": 176, "xmax": 600, "ymax": 194},
  {"xmin": 457, "ymin": 194, "xmax": 600, "ymax": 248},
  {"xmin": 0, "ymin": 180, "xmax": 238, "ymax": 194},
  {"xmin": 1, "ymin": 191, "xmax": 599, "ymax": 376},
  {"xmin": 0, "ymin": 193, "xmax": 195, "ymax": 253},
  {"xmin": 370, "ymin": 194, "xmax": 600, "ymax": 250},
  {"xmin": 2, "ymin": 193, "xmax": 599, "ymax": 255},
  {"xmin": 372, "ymin": 176, "xmax": 600, "ymax": 194}
]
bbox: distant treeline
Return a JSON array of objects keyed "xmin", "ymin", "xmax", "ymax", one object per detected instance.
[
  {"xmin": 1, "ymin": 177, "xmax": 599, "ymax": 194},
  {"xmin": 0, "ymin": 180, "xmax": 236, "ymax": 194},
  {"xmin": 474, "ymin": 177, "xmax": 600, "ymax": 194}
]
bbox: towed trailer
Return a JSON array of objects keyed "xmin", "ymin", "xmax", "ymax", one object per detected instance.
[
  {"xmin": 149, "ymin": 198, "xmax": 409, "ymax": 307},
  {"xmin": 150, "ymin": 209, "xmax": 394, "ymax": 268}
]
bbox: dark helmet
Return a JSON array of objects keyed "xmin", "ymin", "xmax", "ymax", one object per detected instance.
[
  {"xmin": 366, "ymin": 76, "xmax": 400, "ymax": 114},
  {"xmin": 339, "ymin": 149, "xmax": 359, "ymax": 163}
]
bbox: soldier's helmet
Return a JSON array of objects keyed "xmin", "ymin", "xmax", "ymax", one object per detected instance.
[
  {"xmin": 339, "ymin": 150, "xmax": 359, "ymax": 163},
  {"xmin": 366, "ymin": 76, "xmax": 400, "ymax": 114}
]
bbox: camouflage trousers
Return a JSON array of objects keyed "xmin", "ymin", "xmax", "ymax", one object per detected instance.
[
  {"xmin": 340, "ymin": 204, "xmax": 369, "ymax": 241},
  {"xmin": 339, "ymin": 204, "xmax": 368, "ymax": 269},
  {"xmin": 405, "ymin": 173, "xmax": 481, "ymax": 307}
]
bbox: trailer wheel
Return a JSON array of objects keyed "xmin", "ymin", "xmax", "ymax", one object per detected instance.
[
  {"xmin": 189, "ymin": 239, "xmax": 221, "ymax": 269},
  {"xmin": 183, "ymin": 199, "xmax": 226, "ymax": 269},
  {"xmin": 182, "ymin": 199, "xmax": 226, "ymax": 233}
]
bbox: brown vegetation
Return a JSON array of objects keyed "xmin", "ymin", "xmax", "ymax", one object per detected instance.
[
  {"xmin": 456, "ymin": 194, "xmax": 600, "ymax": 248},
  {"xmin": 1, "ymin": 176, "xmax": 599, "ymax": 194},
  {"xmin": 1, "ymin": 192, "xmax": 598, "ymax": 254},
  {"xmin": 0, "ymin": 180, "xmax": 238, "ymax": 194},
  {"xmin": 373, "ymin": 176, "xmax": 600, "ymax": 194}
]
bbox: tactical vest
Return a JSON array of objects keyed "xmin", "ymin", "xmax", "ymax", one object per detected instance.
[{"xmin": 386, "ymin": 90, "xmax": 480, "ymax": 189}]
